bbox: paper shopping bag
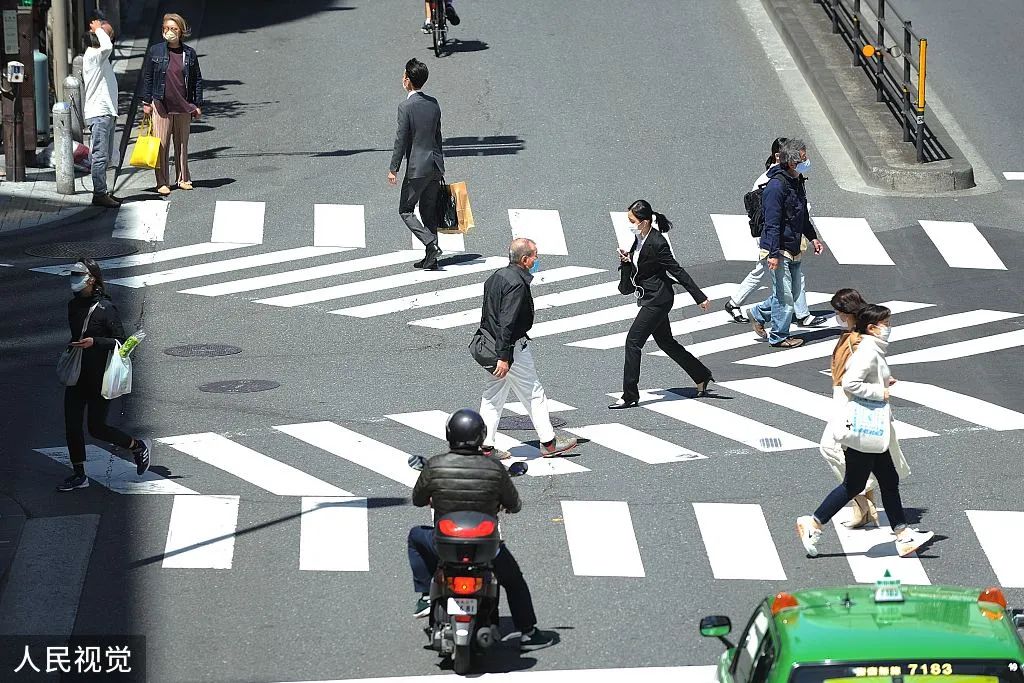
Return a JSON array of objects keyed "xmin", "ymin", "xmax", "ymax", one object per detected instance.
[
  {"xmin": 449, "ymin": 181, "xmax": 474, "ymax": 234},
  {"xmin": 129, "ymin": 117, "xmax": 161, "ymax": 170}
]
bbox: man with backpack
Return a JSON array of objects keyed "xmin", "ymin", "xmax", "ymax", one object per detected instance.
[
  {"xmin": 723, "ymin": 137, "xmax": 827, "ymax": 328},
  {"xmin": 745, "ymin": 138, "xmax": 826, "ymax": 349}
]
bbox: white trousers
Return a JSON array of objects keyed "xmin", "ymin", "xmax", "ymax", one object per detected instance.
[{"xmin": 479, "ymin": 341, "xmax": 555, "ymax": 447}]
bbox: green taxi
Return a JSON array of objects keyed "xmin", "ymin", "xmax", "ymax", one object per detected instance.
[{"xmin": 700, "ymin": 575, "xmax": 1024, "ymax": 683}]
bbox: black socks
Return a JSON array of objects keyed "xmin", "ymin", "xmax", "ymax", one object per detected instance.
[{"xmin": 73, "ymin": 463, "xmax": 86, "ymax": 477}]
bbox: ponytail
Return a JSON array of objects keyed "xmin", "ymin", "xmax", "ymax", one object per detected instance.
[
  {"xmin": 627, "ymin": 200, "xmax": 672, "ymax": 233},
  {"xmin": 652, "ymin": 211, "xmax": 673, "ymax": 233}
]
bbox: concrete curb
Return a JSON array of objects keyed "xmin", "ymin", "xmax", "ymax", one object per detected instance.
[{"xmin": 761, "ymin": 0, "xmax": 975, "ymax": 192}]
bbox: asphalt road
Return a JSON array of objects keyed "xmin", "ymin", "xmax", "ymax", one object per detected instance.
[{"xmin": 1, "ymin": 1, "xmax": 1022, "ymax": 682}]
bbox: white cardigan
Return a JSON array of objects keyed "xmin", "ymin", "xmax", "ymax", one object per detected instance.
[{"xmin": 820, "ymin": 335, "xmax": 910, "ymax": 477}]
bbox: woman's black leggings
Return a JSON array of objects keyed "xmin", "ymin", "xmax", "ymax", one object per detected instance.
[
  {"xmin": 813, "ymin": 446, "xmax": 907, "ymax": 530},
  {"xmin": 64, "ymin": 384, "xmax": 134, "ymax": 465}
]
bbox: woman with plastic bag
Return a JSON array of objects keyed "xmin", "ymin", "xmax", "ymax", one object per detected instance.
[
  {"xmin": 818, "ymin": 288, "xmax": 910, "ymax": 529},
  {"xmin": 58, "ymin": 258, "xmax": 150, "ymax": 492},
  {"xmin": 797, "ymin": 304, "xmax": 933, "ymax": 558}
]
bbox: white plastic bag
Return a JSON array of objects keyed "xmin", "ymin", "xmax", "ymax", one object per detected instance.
[{"xmin": 101, "ymin": 341, "xmax": 133, "ymax": 399}]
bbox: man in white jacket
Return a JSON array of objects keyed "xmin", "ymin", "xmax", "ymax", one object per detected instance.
[{"xmin": 83, "ymin": 18, "xmax": 121, "ymax": 208}]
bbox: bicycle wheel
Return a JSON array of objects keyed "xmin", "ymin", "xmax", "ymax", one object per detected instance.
[{"xmin": 432, "ymin": 2, "xmax": 445, "ymax": 57}]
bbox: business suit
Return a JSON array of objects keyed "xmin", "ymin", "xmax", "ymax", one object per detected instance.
[
  {"xmin": 390, "ymin": 90, "xmax": 445, "ymax": 250},
  {"xmin": 617, "ymin": 228, "xmax": 712, "ymax": 403}
]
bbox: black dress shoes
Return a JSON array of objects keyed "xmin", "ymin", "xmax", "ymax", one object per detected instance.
[
  {"xmin": 414, "ymin": 244, "xmax": 442, "ymax": 270},
  {"xmin": 607, "ymin": 398, "xmax": 640, "ymax": 410}
]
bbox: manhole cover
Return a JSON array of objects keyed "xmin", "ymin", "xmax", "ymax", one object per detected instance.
[
  {"xmin": 497, "ymin": 415, "xmax": 567, "ymax": 430},
  {"xmin": 198, "ymin": 379, "xmax": 280, "ymax": 393},
  {"xmin": 165, "ymin": 344, "xmax": 243, "ymax": 357},
  {"xmin": 25, "ymin": 240, "xmax": 139, "ymax": 259}
]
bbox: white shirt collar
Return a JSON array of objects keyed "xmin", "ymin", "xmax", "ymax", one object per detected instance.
[{"xmin": 407, "ymin": 89, "xmax": 421, "ymax": 99}]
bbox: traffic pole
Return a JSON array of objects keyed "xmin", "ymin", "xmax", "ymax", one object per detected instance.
[{"xmin": 51, "ymin": 0, "xmax": 68, "ymax": 103}]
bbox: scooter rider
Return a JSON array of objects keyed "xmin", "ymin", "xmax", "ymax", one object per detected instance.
[{"xmin": 407, "ymin": 408, "xmax": 555, "ymax": 651}]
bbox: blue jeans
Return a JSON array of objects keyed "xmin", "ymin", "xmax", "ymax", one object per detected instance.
[
  {"xmin": 407, "ymin": 525, "xmax": 537, "ymax": 631},
  {"xmin": 87, "ymin": 115, "xmax": 116, "ymax": 195},
  {"xmin": 730, "ymin": 255, "xmax": 810, "ymax": 319},
  {"xmin": 750, "ymin": 257, "xmax": 803, "ymax": 345}
]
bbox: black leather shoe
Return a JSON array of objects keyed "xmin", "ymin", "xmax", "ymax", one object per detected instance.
[
  {"xmin": 420, "ymin": 243, "xmax": 441, "ymax": 270},
  {"xmin": 608, "ymin": 398, "xmax": 639, "ymax": 410}
]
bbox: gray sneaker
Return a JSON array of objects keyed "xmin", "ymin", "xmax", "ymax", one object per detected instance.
[
  {"xmin": 539, "ymin": 437, "xmax": 577, "ymax": 458},
  {"xmin": 57, "ymin": 474, "xmax": 89, "ymax": 492}
]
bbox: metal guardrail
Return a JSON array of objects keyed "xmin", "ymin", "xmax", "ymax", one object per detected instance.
[{"xmin": 815, "ymin": 0, "xmax": 950, "ymax": 162}]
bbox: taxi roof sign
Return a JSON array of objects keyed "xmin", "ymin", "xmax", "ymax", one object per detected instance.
[{"xmin": 874, "ymin": 570, "xmax": 904, "ymax": 603}]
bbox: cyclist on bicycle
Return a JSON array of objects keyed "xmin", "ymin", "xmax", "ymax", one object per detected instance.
[{"xmin": 422, "ymin": 0, "xmax": 460, "ymax": 34}]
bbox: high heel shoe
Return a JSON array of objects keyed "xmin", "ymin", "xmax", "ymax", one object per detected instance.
[{"xmin": 695, "ymin": 377, "xmax": 715, "ymax": 397}]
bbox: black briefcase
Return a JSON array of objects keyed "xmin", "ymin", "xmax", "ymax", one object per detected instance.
[{"xmin": 469, "ymin": 327, "xmax": 498, "ymax": 371}]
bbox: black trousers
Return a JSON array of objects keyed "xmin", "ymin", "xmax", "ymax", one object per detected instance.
[
  {"xmin": 814, "ymin": 447, "xmax": 907, "ymax": 529},
  {"xmin": 399, "ymin": 171, "xmax": 442, "ymax": 247},
  {"xmin": 64, "ymin": 382, "xmax": 134, "ymax": 465},
  {"xmin": 623, "ymin": 303, "xmax": 712, "ymax": 402},
  {"xmin": 408, "ymin": 525, "xmax": 538, "ymax": 632}
]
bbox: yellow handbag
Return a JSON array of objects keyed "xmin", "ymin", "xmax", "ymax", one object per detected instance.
[{"xmin": 129, "ymin": 117, "xmax": 161, "ymax": 169}]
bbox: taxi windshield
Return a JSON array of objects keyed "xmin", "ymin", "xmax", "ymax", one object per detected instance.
[{"xmin": 791, "ymin": 660, "xmax": 1024, "ymax": 683}]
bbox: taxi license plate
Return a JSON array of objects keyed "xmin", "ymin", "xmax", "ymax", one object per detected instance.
[{"xmin": 454, "ymin": 598, "xmax": 478, "ymax": 615}]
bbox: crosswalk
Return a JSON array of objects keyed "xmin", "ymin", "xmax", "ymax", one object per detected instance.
[{"xmin": 33, "ymin": 377, "xmax": 1024, "ymax": 582}]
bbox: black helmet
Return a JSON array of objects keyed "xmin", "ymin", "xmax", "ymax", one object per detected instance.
[{"xmin": 446, "ymin": 409, "xmax": 486, "ymax": 452}]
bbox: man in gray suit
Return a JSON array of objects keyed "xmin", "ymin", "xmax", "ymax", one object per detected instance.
[{"xmin": 388, "ymin": 58, "xmax": 445, "ymax": 271}]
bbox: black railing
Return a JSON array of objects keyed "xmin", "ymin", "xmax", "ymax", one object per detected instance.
[{"xmin": 815, "ymin": 0, "xmax": 949, "ymax": 162}]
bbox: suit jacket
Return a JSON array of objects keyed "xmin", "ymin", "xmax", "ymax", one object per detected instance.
[
  {"xmin": 389, "ymin": 91, "xmax": 444, "ymax": 178},
  {"xmin": 618, "ymin": 229, "xmax": 706, "ymax": 308}
]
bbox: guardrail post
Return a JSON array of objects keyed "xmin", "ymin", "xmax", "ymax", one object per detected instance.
[
  {"xmin": 830, "ymin": 0, "xmax": 839, "ymax": 33},
  {"xmin": 875, "ymin": 0, "xmax": 885, "ymax": 102},
  {"xmin": 916, "ymin": 37, "xmax": 927, "ymax": 162},
  {"xmin": 901, "ymin": 21, "xmax": 913, "ymax": 142},
  {"xmin": 851, "ymin": 0, "xmax": 861, "ymax": 67},
  {"xmin": 53, "ymin": 102, "xmax": 76, "ymax": 195}
]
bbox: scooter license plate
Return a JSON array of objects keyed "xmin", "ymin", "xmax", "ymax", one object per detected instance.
[{"xmin": 454, "ymin": 598, "xmax": 478, "ymax": 615}]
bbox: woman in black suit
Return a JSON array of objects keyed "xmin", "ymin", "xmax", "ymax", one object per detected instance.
[{"xmin": 608, "ymin": 200, "xmax": 714, "ymax": 409}]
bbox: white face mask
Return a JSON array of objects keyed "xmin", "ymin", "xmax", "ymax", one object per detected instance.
[
  {"xmin": 874, "ymin": 324, "xmax": 891, "ymax": 341},
  {"xmin": 70, "ymin": 274, "xmax": 90, "ymax": 292},
  {"xmin": 164, "ymin": 30, "xmax": 178, "ymax": 41}
]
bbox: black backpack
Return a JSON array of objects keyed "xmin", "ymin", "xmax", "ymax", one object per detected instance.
[{"xmin": 743, "ymin": 183, "xmax": 768, "ymax": 238}]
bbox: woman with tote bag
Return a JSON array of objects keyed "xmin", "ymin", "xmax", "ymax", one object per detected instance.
[
  {"xmin": 57, "ymin": 258, "xmax": 151, "ymax": 492},
  {"xmin": 797, "ymin": 304, "xmax": 933, "ymax": 557}
]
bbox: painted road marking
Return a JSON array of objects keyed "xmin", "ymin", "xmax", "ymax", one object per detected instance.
[
  {"xmin": 693, "ymin": 503, "xmax": 786, "ymax": 580},
  {"xmin": 561, "ymin": 501, "xmax": 645, "ymax": 577}
]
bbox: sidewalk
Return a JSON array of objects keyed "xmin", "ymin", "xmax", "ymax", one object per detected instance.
[{"xmin": 0, "ymin": 0, "xmax": 161, "ymax": 236}]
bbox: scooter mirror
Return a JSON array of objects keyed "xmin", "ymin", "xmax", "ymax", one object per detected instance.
[{"xmin": 508, "ymin": 462, "xmax": 528, "ymax": 477}]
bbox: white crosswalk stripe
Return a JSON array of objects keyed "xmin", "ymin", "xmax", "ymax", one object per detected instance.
[
  {"xmin": 627, "ymin": 389, "xmax": 819, "ymax": 452},
  {"xmin": 710, "ymin": 213, "xmax": 760, "ymax": 262},
  {"xmin": 718, "ymin": 377, "xmax": 936, "ymax": 439},
  {"xmin": 693, "ymin": 503, "xmax": 787, "ymax": 580},
  {"xmin": 162, "ymin": 495, "xmax": 239, "ymax": 569},
  {"xmin": 158, "ymin": 432, "xmax": 354, "ymax": 496},
  {"xmin": 331, "ymin": 266, "xmax": 603, "ymax": 318},
  {"xmin": 179, "ymin": 249, "xmax": 415, "ymax": 297},
  {"xmin": 107, "ymin": 246, "xmax": 346, "ymax": 289},
  {"xmin": 112, "ymin": 200, "xmax": 168, "ymax": 242},
  {"xmin": 255, "ymin": 256, "xmax": 507, "ymax": 308},
  {"xmin": 386, "ymin": 409, "xmax": 590, "ymax": 476},
  {"xmin": 887, "ymin": 329, "xmax": 1024, "ymax": 365},
  {"xmin": 35, "ymin": 445, "xmax": 199, "ymax": 494},
  {"xmin": 887, "ymin": 382, "xmax": 1024, "ymax": 430},
  {"xmin": 29, "ymin": 242, "xmax": 254, "ymax": 274},
  {"xmin": 314, "ymin": 204, "xmax": 366, "ymax": 248},
  {"xmin": 1002, "ymin": 172, "xmax": 1024, "ymax": 180},
  {"xmin": 566, "ymin": 424, "xmax": 705, "ymax": 463},
  {"xmin": 560, "ymin": 501, "xmax": 645, "ymax": 577},
  {"xmin": 831, "ymin": 507, "xmax": 930, "ymax": 584},
  {"xmin": 508, "ymin": 209, "xmax": 569, "ymax": 255},
  {"xmin": 300, "ymin": 496, "xmax": 370, "ymax": 572},
  {"xmin": 274, "ymin": 421, "xmax": 420, "ymax": 488},
  {"xmin": 211, "ymin": 200, "xmax": 265, "ymax": 244},
  {"xmin": 811, "ymin": 216, "xmax": 895, "ymax": 265},
  {"xmin": 966, "ymin": 510, "xmax": 1024, "ymax": 588},
  {"xmin": 737, "ymin": 308, "xmax": 1017, "ymax": 367},
  {"xmin": 918, "ymin": 220, "xmax": 1006, "ymax": 270}
]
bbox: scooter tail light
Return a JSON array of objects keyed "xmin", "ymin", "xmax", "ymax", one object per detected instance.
[
  {"xmin": 454, "ymin": 615, "xmax": 473, "ymax": 623},
  {"xmin": 438, "ymin": 518, "xmax": 496, "ymax": 538},
  {"xmin": 448, "ymin": 576, "xmax": 483, "ymax": 595}
]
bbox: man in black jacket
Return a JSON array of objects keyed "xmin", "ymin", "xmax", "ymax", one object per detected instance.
[
  {"xmin": 407, "ymin": 409, "xmax": 554, "ymax": 650},
  {"xmin": 477, "ymin": 238, "xmax": 577, "ymax": 460}
]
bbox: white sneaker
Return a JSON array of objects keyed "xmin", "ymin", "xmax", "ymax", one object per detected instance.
[
  {"xmin": 895, "ymin": 529, "xmax": 934, "ymax": 557},
  {"xmin": 796, "ymin": 515, "xmax": 822, "ymax": 557}
]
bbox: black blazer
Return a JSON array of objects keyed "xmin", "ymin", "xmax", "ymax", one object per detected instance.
[
  {"xmin": 618, "ymin": 229, "xmax": 707, "ymax": 308},
  {"xmin": 389, "ymin": 91, "xmax": 445, "ymax": 178}
]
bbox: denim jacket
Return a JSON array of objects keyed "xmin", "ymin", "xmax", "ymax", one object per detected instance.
[{"xmin": 141, "ymin": 41, "xmax": 203, "ymax": 106}]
